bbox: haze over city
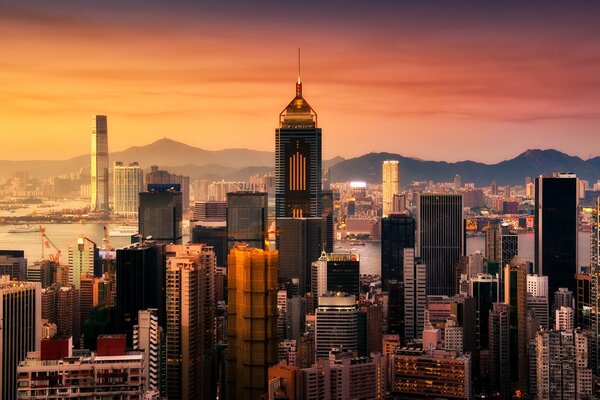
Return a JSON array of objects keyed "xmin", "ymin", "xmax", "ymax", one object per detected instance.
[
  {"xmin": 2, "ymin": 0, "xmax": 600, "ymax": 161},
  {"xmin": 3, "ymin": 2, "xmax": 600, "ymax": 400}
]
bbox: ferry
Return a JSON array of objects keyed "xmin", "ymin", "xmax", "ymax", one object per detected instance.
[
  {"xmin": 7, "ymin": 225, "xmax": 39, "ymax": 234},
  {"xmin": 109, "ymin": 225, "xmax": 138, "ymax": 237}
]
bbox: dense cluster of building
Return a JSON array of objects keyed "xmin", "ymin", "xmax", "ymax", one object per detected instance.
[{"xmin": 2, "ymin": 74, "xmax": 600, "ymax": 400}]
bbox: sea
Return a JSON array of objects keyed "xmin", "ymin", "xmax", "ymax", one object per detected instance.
[{"xmin": 0, "ymin": 224, "xmax": 591, "ymax": 276}]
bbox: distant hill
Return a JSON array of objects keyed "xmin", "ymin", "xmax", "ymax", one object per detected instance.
[
  {"xmin": 328, "ymin": 149, "xmax": 600, "ymax": 186},
  {"xmin": 0, "ymin": 138, "xmax": 343, "ymax": 182},
  {"xmin": 2, "ymin": 139, "xmax": 597, "ymax": 185}
]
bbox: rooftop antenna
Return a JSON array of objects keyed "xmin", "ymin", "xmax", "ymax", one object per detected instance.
[
  {"xmin": 298, "ymin": 47, "xmax": 301, "ymax": 84},
  {"xmin": 296, "ymin": 48, "xmax": 302, "ymax": 98}
]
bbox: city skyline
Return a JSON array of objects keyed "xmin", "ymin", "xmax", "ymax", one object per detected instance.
[{"xmin": 2, "ymin": 1, "xmax": 600, "ymax": 161}]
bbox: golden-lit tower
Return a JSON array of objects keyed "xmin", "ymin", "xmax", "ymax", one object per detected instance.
[
  {"xmin": 226, "ymin": 244, "xmax": 278, "ymax": 400},
  {"xmin": 382, "ymin": 160, "xmax": 399, "ymax": 217}
]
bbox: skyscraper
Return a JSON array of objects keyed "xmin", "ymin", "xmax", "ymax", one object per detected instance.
[
  {"xmin": 0, "ymin": 250, "xmax": 27, "ymax": 281},
  {"xmin": 115, "ymin": 242, "xmax": 166, "ymax": 336},
  {"xmin": 315, "ymin": 294, "xmax": 358, "ymax": 360},
  {"xmin": 488, "ymin": 302, "xmax": 511, "ymax": 399},
  {"xmin": 275, "ymin": 66, "xmax": 321, "ymax": 218},
  {"xmin": 381, "ymin": 212, "xmax": 415, "ymax": 291},
  {"xmin": 504, "ymin": 257, "xmax": 528, "ymax": 394},
  {"xmin": 403, "ymin": 248, "xmax": 427, "ymax": 342},
  {"xmin": 382, "ymin": 160, "xmax": 400, "ymax": 217},
  {"xmin": 133, "ymin": 309, "xmax": 162, "ymax": 394},
  {"xmin": 113, "ymin": 161, "xmax": 144, "ymax": 219},
  {"xmin": 67, "ymin": 235, "xmax": 97, "ymax": 289},
  {"xmin": 417, "ymin": 193, "xmax": 465, "ymax": 296},
  {"xmin": 91, "ymin": 115, "xmax": 109, "ymax": 212},
  {"xmin": 535, "ymin": 173, "xmax": 578, "ymax": 297},
  {"xmin": 0, "ymin": 277, "xmax": 41, "ymax": 400},
  {"xmin": 165, "ymin": 244, "xmax": 216, "ymax": 400},
  {"xmin": 139, "ymin": 184, "xmax": 183, "ymax": 244},
  {"xmin": 277, "ymin": 217, "xmax": 325, "ymax": 295},
  {"xmin": 227, "ymin": 245, "xmax": 278, "ymax": 400},
  {"xmin": 591, "ymin": 197, "xmax": 600, "ymax": 373},
  {"xmin": 226, "ymin": 191, "xmax": 267, "ymax": 250}
]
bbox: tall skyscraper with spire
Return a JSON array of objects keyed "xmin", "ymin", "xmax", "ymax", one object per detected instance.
[
  {"xmin": 91, "ymin": 115, "xmax": 109, "ymax": 212},
  {"xmin": 275, "ymin": 52, "xmax": 322, "ymax": 218}
]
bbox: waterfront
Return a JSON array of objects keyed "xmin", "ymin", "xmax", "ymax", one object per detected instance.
[
  {"xmin": 338, "ymin": 232, "xmax": 591, "ymax": 276},
  {"xmin": 0, "ymin": 224, "xmax": 592, "ymax": 275}
]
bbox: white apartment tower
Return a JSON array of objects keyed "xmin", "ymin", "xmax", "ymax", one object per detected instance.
[{"xmin": 113, "ymin": 161, "xmax": 144, "ymax": 219}]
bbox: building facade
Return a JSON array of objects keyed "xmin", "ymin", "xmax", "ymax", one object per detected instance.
[
  {"xmin": 382, "ymin": 160, "xmax": 400, "ymax": 218},
  {"xmin": 91, "ymin": 115, "xmax": 109, "ymax": 212},
  {"xmin": 113, "ymin": 161, "xmax": 144, "ymax": 219},
  {"xmin": 226, "ymin": 245, "xmax": 278, "ymax": 400},
  {"xmin": 417, "ymin": 193, "xmax": 464, "ymax": 296},
  {"xmin": 275, "ymin": 75, "xmax": 322, "ymax": 218}
]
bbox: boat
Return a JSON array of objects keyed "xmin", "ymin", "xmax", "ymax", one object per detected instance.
[
  {"xmin": 109, "ymin": 225, "xmax": 138, "ymax": 237},
  {"xmin": 7, "ymin": 225, "xmax": 39, "ymax": 233}
]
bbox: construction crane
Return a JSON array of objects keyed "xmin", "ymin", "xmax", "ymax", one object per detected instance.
[{"xmin": 39, "ymin": 226, "xmax": 61, "ymax": 265}]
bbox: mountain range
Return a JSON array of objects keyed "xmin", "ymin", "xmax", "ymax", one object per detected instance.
[
  {"xmin": 329, "ymin": 149, "xmax": 600, "ymax": 186},
  {"xmin": 0, "ymin": 138, "xmax": 598, "ymax": 186}
]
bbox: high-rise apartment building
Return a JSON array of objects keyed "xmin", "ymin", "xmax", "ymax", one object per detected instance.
[
  {"xmin": 535, "ymin": 173, "xmax": 578, "ymax": 297},
  {"xmin": 275, "ymin": 72, "xmax": 321, "ymax": 218},
  {"xmin": 505, "ymin": 257, "xmax": 528, "ymax": 394},
  {"xmin": 56, "ymin": 285, "xmax": 80, "ymax": 345},
  {"xmin": 591, "ymin": 197, "xmax": 600, "ymax": 373},
  {"xmin": 133, "ymin": 309, "xmax": 162, "ymax": 394},
  {"xmin": 113, "ymin": 161, "xmax": 144, "ymax": 219},
  {"xmin": 417, "ymin": 193, "xmax": 465, "ymax": 296},
  {"xmin": 382, "ymin": 160, "xmax": 400, "ymax": 217},
  {"xmin": 227, "ymin": 245, "xmax": 278, "ymax": 400},
  {"xmin": 165, "ymin": 244, "xmax": 216, "ymax": 400},
  {"xmin": 67, "ymin": 235, "xmax": 96, "ymax": 289},
  {"xmin": 536, "ymin": 329, "xmax": 592, "ymax": 400},
  {"xmin": 381, "ymin": 213, "xmax": 415, "ymax": 291},
  {"xmin": 139, "ymin": 184, "xmax": 183, "ymax": 244},
  {"xmin": 91, "ymin": 115, "xmax": 109, "ymax": 212},
  {"xmin": 403, "ymin": 248, "xmax": 426, "ymax": 342},
  {"xmin": 315, "ymin": 294, "xmax": 358, "ymax": 360},
  {"xmin": 0, "ymin": 277, "xmax": 41, "ymax": 400},
  {"xmin": 226, "ymin": 191, "xmax": 267, "ymax": 250},
  {"xmin": 488, "ymin": 302, "xmax": 511, "ymax": 399}
]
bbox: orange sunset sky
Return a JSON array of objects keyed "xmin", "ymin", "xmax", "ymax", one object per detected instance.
[{"xmin": 1, "ymin": 1, "xmax": 600, "ymax": 162}]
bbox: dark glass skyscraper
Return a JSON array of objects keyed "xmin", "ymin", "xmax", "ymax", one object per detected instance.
[
  {"xmin": 381, "ymin": 213, "xmax": 415, "ymax": 291},
  {"xmin": 417, "ymin": 193, "xmax": 465, "ymax": 296},
  {"xmin": 276, "ymin": 217, "xmax": 325, "ymax": 294},
  {"xmin": 275, "ymin": 75, "xmax": 321, "ymax": 218},
  {"xmin": 535, "ymin": 173, "xmax": 578, "ymax": 297},
  {"xmin": 115, "ymin": 242, "xmax": 166, "ymax": 338},
  {"xmin": 139, "ymin": 184, "xmax": 183, "ymax": 244},
  {"xmin": 226, "ymin": 191, "xmax": 267, "ymax": 250}
]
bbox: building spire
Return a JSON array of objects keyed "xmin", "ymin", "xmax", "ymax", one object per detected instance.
[{"xmin": 296, "ymin": 48, "xmax": 302, "ymax": 98}]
